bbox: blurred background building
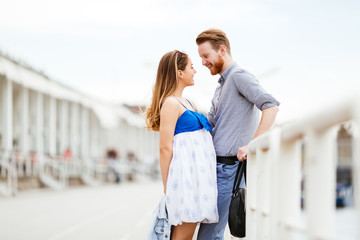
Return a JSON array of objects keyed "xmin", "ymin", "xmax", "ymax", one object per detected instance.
[{"xmin": 0, "ymin": 51, "xmax": 159, "ymax": 196}]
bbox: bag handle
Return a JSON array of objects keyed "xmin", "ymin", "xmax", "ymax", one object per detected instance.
[{"xmin": 232, "ymin": 160, "xmax": 246, "ymax": 193}]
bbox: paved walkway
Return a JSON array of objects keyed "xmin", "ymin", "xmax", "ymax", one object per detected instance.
[
  {"xmin": 0, "ymin": 179, "xmax": 236, "ymax": 240},
  {"xmin": 0, "ymin": 180, "xmax": 161, "ymax": 240}
]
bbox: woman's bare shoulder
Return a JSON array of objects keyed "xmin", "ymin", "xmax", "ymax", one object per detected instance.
[{"xmin": 161, "ymin": 96, "xmax": 180, "ymax": 113}]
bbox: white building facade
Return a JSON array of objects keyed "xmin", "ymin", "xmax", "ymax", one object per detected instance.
[{"xmin": 0, "ymin": 52, "xmax": 158, "ymax": 195}]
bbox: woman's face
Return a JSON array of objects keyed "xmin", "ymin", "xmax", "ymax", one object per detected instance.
[{"xmin": 179, "ymin": 58, "xmax": 196, "ymax": 87}]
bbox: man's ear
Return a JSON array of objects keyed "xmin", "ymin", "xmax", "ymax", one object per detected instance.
[{"xmin": 219, "ymin": 45, "xmax": 227, "ymax": 56}]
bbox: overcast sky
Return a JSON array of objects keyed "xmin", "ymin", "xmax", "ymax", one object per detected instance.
[{"xmin": 1, "ymin": 0, "xmax": 359, "ymax": 124}]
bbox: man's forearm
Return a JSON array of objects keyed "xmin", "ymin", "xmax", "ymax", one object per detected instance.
[
  {"xmin": 237, "ymin": 106, "xmax": 279, "ymax": 161},
  {"xmin": 253, "ymin": 106, "xmax": 279, "ymax": 139}
]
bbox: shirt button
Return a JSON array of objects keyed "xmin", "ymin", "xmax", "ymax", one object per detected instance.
[
  {"xmin": 161, "ymin": 228, "xmax": 164, "ymax": 232},
  {"xmin": 165, "ymin": 234, "xmax": 168, "ymax": 238}
]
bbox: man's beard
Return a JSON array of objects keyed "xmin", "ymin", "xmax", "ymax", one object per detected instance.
[{"xmin": 210, "ymin": 55, "xmax": 224, "ymax": 75}]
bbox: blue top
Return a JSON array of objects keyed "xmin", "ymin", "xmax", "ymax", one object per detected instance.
[
  {"xmin": 173, "ymin": 99, "xmax": 212, "ymax": 136},
  {"xmin": 161, "ymin": 97, "xmax": 212, "ymax": 136},
  {"xmin": 174, "ymin": 109, "xmax": 212, "ymax": 135}
]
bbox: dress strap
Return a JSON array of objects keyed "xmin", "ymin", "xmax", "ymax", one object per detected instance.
[
  {"xmin": 162, "ymin": 97, "xmax": 192, "ymax": 110},
  {"xmin": 185, "ymin": 99, "xmax": 195, "ymax": 110},
  {"xmin": 175, "ymin": 98, "xmax": 188, "ymax": 110}
]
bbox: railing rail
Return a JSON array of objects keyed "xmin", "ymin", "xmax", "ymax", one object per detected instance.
[
  {"xmin": 247, "ymin": 96, "xmax": 360, "ymax": 240},
  {"xmin": 39, "ymin": 157, "xmax": 68, "ymax": 190},
  {"xmin": 0, "ymin": 151, "xmax": 143, "ymax": 196}
]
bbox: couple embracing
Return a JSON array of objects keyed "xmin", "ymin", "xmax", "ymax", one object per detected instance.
[{"xmin": 146, "ymin": 29, "xmax": 280, "ymax": 240}]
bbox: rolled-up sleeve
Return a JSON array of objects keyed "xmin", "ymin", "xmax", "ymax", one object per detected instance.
[
  {"xmin": 208, "ymin": 102, "xmax": 216, "ymax": 128},
  {"xmin": 233, "ymin": 71, "xmax": 280, "ymax": 111}
]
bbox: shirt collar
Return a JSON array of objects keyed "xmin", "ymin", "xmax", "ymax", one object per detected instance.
[{"xmin": 218, "ymin": 62, "xmax": 237, "ymax": 84}]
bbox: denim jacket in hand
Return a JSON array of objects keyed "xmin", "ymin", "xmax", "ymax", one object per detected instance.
[{"xmin": 148, "ymin": 195, "xmax": 171, "ymax": 240}]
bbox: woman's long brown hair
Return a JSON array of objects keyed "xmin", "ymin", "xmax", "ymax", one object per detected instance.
[{"xmin": 145, "ymin": 50, "xmax": 188, "ymax": 131}]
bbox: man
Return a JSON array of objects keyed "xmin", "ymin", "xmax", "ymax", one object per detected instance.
[{"xmin": 196, "ymin": 29, "xmax": 280, "ymax": 239}]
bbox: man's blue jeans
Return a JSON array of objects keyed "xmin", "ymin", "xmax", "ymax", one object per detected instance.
[{"xmin": 197, "ymin": 161, "xmax": 245, "ymax": 240}]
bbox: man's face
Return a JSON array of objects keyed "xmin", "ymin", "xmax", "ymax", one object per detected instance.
[{"xmin": 198, "ymin": 41, "xmax": 224, "ymax": 75}]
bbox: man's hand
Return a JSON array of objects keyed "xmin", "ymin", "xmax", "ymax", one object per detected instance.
[
  {"xmin": 237, "ymin": 145, "xmax": 248, "ymax": 161},
  {"xmin": 237, "ymin": 106, "xmax": 278, "ymax": 162}
]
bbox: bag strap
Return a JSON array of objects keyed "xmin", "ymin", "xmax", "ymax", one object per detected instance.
[{"xmin": 232, "ymin": 160, "xmax": 246, "ymax": 193}]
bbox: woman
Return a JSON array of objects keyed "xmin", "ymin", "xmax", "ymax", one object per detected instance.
[{"xmin": 146, "ymin": 50, "xmax": 218, "ymax": 239}]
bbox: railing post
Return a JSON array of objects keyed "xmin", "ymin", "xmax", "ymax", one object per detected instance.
[
  {"xmin": 247, "ymin": 142, "xmax": 258, "ymax": 239},
  {"xmin": 258, "ymin": 128, "xmax": 283, "ymax": 240},
  {"xmin": 304, "ymin": 128, "xmax": 337, "ymax": 239},
  {"xmin": 277, "ymin": 136, "xmax": 302, "ymax": 240},
  {"xmin": 353, "ymin": 103, "xmax": 360, "ymax": 239},
  {"xmin": 267, "ymin": 128, "xmax": 281, "ymax": 240},
  {"xmin": 255, "ymin": 145, "xmax": 269, "ymax": 240}
]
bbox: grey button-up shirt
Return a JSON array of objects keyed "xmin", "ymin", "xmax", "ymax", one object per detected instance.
[{"xmin": 208, "ymin": 62, "xmax": 280, "ymax": 156}]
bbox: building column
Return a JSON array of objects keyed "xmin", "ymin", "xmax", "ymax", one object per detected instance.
[
  {"xmin": 19, "ymin": 87, "xmax": 30, "ymax": 175},
  {"xmin": 118, "ymin": 120, "xmax": 126, "ymax": 158},
  {"xmin": 70, "ymin": 103, "xmax": 79, "ymax": 158},
  {"xmin": 20, "ymin": 87, "xmax": 29, "ymax": 156},
  {"xmin": 59, "ymin": 100, "xmax": 68, "ymax": 155},
  {"xmin": 128, "ymin": 125, "xmax": 136, "ymax": 155},
  {"xmin": 137, "ymin": 127, "xmax": 144, "ymax": 162},
  {"xmin": 48, "ymin": 97, "xmax": 57, "ymax": 157},
  {"xmin": 1, "ymin": 77, "xmax": 13, "ymax": 157},
  {"xmin": 89, "ymin": 113, "xmax": 95, "ymax": 159},
  {"xmin": 90, "ymin": 115, "xmax": 100, "ymax": 160},
  {"xmin": 36, "ymin": 92, "xmax": 44, "ymax": 155},
  {"xmin": 80, "ymin": 106, "xmax": 89, "ymax": 160}
]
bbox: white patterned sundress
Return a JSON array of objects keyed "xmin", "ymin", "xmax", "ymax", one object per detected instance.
[{"xmin": 165, "ymin": 103, "xmax": 219, "ymax": 226}]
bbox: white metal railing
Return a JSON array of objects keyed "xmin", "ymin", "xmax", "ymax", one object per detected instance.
[
  {"xmin": 39, "ymin": 156, "xmax": 68, "ymax": 190},
  {"xmin": 246, "ymin": 97, "xmax": 360, "ymax": 240},
  {"xmin": 81, "ymin": 160, "xmax": 108, "ymax": 183},
  {"xmin": 15, "ymin": 153, "xmax": 37, "ymax": 177},
  {"xmin": 13, "ymin": 152, "xmax": 40, "ymax": 177},
  {"xmin": 0, "ymin": 152, "xmax": 142, "ymax": 196},
  {"xmin": 38, "ymin": 156, "xmax": 105, "ymax": 189}
]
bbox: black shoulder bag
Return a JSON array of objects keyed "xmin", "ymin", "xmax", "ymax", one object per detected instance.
[{"xmin": 228, "ymin": 160, "xmax": 246, "ymax": 238}]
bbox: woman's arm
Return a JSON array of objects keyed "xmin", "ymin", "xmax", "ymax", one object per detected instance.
[{"xmin": 159, "ymin": 98, "xmax": 180, "ymax": 194}]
